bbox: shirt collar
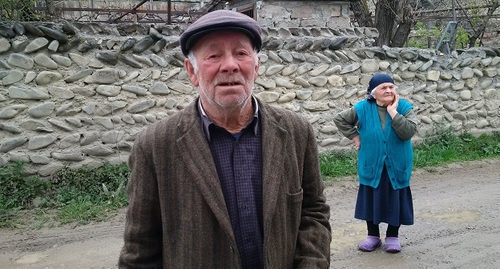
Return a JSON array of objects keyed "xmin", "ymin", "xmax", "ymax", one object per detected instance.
[{"xmin": 198, "ymin": 96, "xmax": 259, "ymax": 142}]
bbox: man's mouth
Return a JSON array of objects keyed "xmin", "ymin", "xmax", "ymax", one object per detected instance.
[{"xmin": 218, "ymin": 81, "xmax": 241, "ymax": 86}]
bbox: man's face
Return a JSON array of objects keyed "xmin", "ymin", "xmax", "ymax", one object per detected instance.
[
  {"xmin": 184, "ymin": 31, "xmax": 259, "ymax": 111},
  {"xmin": 373, "ymin": 82, "xmax": 396, "ymax": 106}
]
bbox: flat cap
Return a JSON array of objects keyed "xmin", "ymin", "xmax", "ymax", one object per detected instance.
[{"xmin": 179, "ymin": 10, "xmax": 262, "ymax": 56}]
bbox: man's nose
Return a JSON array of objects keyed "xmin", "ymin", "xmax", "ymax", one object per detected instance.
[{"xmin": 220, "ymin": 56, "xmax": 239, "ymax": 72}]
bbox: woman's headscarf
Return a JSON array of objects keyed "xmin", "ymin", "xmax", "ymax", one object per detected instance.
[{"xmin": 367, "ymin": 73, "xmax": 394, "ymax": 100}]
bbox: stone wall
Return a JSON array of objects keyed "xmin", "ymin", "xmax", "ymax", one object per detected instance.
[{"xmin": 0, "ymin": 21, "xmax": 499, "ymax": 176}]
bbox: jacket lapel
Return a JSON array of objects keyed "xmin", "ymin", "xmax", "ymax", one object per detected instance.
[
  {"xmin": 174, "ymin": 100, "xmax": 289, "ymax": 244},
  {"xmin": 175, "ymin": 102, "xmax": 234, "ymax": 240},
  {"xmin": 259, "ymin": 103, "xmax": 288, "ymax": 231}
]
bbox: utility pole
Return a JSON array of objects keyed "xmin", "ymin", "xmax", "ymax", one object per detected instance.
[{"xmin": 168, "ymin": 0, "xmax": 171, "ymax": 24}]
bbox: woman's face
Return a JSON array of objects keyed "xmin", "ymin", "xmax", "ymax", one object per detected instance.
[{"xmin": 372, "ymin": 82, "xmax": 396, "ymax": 106}]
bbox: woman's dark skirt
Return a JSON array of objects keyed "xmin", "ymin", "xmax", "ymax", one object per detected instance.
[{"xmin": 354, "ymin": 166, "xmax": 414, "ymax": 226}]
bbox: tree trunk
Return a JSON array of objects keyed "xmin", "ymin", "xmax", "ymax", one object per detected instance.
[
  {"xmin": 391, "ymin": 4, "xmax": 414, "ymax": 47},
  {"xmin": 350, "ymin": 0, "xmax": 373, "ymax": 27},
  {"xmin": 467, "ymin": 2, "xmax": 499, "ymax": 47},
  {"xmin": 374, "ymin": 0, "xmax": 397, "ymax": 46},
  {"xmin": 46, "ymin": 0, "xmax": 56, "ymax": 16}
]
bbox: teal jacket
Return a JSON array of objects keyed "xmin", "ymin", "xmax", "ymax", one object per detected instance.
[{"xmin": 354, "ymin": 99, "xmax": 413, "ymax": 189}]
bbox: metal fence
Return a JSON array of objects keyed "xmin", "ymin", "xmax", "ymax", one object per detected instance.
[{"xmin": 0, "ymin": 0, "xmax": 208, "ymax": 24}]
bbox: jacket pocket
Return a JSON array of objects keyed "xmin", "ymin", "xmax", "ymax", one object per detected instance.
[
  {"xmin": 393, "ymin": 167, "xmax": 411, "ymax": 187},
  {"xmin": 359, "ymin": 165, "xmax": 375, "ymax": 180},
  {"xmin": 287, "ymin": 188, "xmax": 303, "ymax": 204}
]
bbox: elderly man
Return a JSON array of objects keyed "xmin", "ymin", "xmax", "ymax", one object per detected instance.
[{"xmin": 118, "ymin": 10, "xmax": 331, "ymax": 269}]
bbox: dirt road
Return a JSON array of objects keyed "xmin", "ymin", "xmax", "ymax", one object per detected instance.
[{"xmin": 1, "ymin": 159, "xmax": 499, "ymax": 269}]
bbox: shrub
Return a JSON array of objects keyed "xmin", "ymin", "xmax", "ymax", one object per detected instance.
[
  {"xmin": 0, "ymin": 161, "xmax": 50, "ymax": 210},
  {"xmin": 0, "ymin": 162, "xmax": 129, "ymax": 227},
  {"xmin": 52, "ymin": 163, "xmax": 129, "ymax": 207}
]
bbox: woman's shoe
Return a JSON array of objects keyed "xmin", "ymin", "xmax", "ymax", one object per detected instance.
[
  {"xmin": 358, "ymin": 236, "xmax": 382, "ymax": 252},
  {"xmin": 384, "ymin": 237, "xmax": 401, "ymax": 253}
]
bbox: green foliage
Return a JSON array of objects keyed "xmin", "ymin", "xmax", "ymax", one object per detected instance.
[
  {"xmin": 414, "ymin": 130, "xmax": 500, "ymax": 167},
  {"xmin": 408, "ymin": 22, "xmax": 475, "ymax": 49},
  {"xmin": 1, "ymin": 130, "xmax": 499, "ymax": 228},
  {"xmin": 57, "ymin": 197, "xmax": 110, "ymax": 225},
  {"xmin": 0, "ymin": 0, "xmax": 39, "ymax": 21},
  {"xmin": 0, "ymin": 161, "xmax": 50, "ymax": 209},
  {"xmin": 408, "ymin": 22, "xmax": 442, "ymax": 49},
  {"xmin": 0, "ymin": 161, "xmax": 51, "ymax": 227},
  {"xmin": 52, "ymin": 163, "xmax": 129, "ymax": 206},
  {"xmin": 320, "ymin": 150, "xmax": 358, "ymax": 179},
  {"xmin": 320, "ymin": 130, "xmax": 500, "ymax": 181},
  {"xmin": 454, "ymin": 27, "xmax": 474, "ymax": 48},
  {"xmin": 0, "ymin": 162, "xmax": 129, "ymax": 228}
]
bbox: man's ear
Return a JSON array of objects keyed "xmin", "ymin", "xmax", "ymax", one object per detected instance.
[
  {"xmin": 184, "ymin": 58, "xmax": 199, "ymax": 86},
  {"xmin": 253, "ymin": 56, "xmax": 260, "ymax": 81}
]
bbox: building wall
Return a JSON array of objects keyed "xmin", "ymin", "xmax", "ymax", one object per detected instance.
[
  {"xmin": 40, "ymin": 1, "xmax": 352, "ymax": 27},
  {"xmin": 255, "ymin": 1, "xmax": 351, "ymax": 28},
  {"xmin": 0, "ymin": 21, "xmax": 499, "ymax": 176}
]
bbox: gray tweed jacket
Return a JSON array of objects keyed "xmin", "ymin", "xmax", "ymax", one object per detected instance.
[{"xmin": 118, "ymin": 97, "xmax": 331, "ymax": 269}]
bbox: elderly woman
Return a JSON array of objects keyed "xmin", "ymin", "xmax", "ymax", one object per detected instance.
[{"xmin": 334, "ymin": 73, "xmax": 418, "ymax": 253}]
